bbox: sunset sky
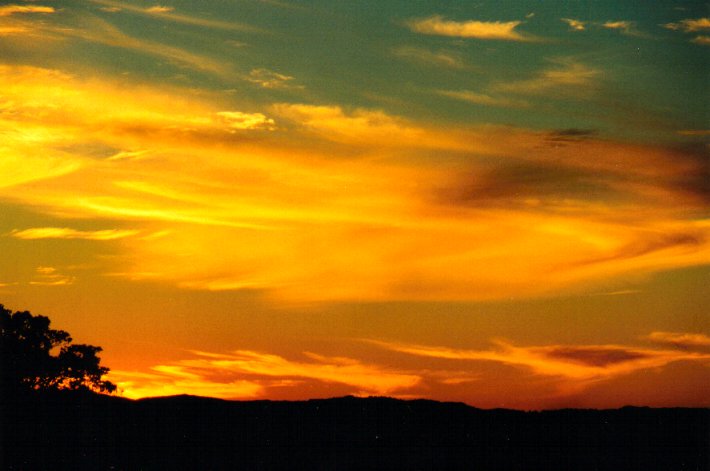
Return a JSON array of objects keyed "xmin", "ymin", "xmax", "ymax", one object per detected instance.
[{"xmin": 1, "ymin": 0, "xmax": 709, "ymax": 409}]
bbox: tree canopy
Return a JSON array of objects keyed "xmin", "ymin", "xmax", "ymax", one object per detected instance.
[{"xmin": 0, "ymin": 304, "xmax": 116, "ymax": 395}]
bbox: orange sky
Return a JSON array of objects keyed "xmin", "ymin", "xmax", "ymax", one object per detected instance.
[{"xmin": 1, "ymin": 0, "xmax": 708, "ymax": 409}]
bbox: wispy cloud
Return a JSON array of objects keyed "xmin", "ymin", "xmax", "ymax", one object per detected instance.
[
  {"xmin": 602, "ymin": 20, "xmax": 643, "ymax": 36},
  {"xmin": 369, "ymin": 338, "xmax": 710, "ymax": 383},
  {"xmin": 110, "ymin": 349, "xmax": 421, "ymax": 399},
  {"xmin": 89, "ymin": 0, "xmax": 259, "ymax": 32},
  {"xmin": 647, "ymin": 332, "xmax": 710, "ymax": 351},
  {"xmin": 561, "ymin": 18, "xmax": 585, "ymax": 31},
  {"xmin": 436, "ymin": 89, "xmax": 528, "ymax": 108},
  {"xmin": 663, "ymin": 17, "xmax": 710, "ymax": 32},
  {"xmin": 407, "ymin": 15, "xmax": 533, "ymax": 41},
  {"xmin": 691, "ymin": 35, "xmax": 710, "ymax": 46},
  {"xmin": 2, "ymin": 65, "xmax": 709, "ymax": 302},
  {"xmin": 215, "ymin": 111, "xmax": 276, "ymax": 130},
  {"xmin": 493, "ymin": 59, "xmax": 600, "ymax": 95},
  {"xmin": 247, "ymin": 68, "xmax": 302, "ymax": 89},
  {"xmin": 145, "ymin": 5, "xmax": 174, "ymax": 13},
  {"xmin": 11, "ymin": 227, "xmax": 139, "ymax": 241},
  {"xmin": 0, "ymin": 5, "xmax": 54, "ymax": 16},
  {"xmin": 29, "ymin": 266, "xmax": 75, "ymax": 286},
  {"xmin": 392, "ymin": 46, "xmax": 466, "ymax": 69}
]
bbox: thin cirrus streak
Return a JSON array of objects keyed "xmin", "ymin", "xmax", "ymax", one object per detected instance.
[{"xmin": 11, "ymin": 227, "xmax": 139, "ymax": 241}]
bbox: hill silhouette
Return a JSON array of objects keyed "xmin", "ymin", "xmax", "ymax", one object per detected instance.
[{"xmin": 3, "ymin": 390, "xmax": 708, "ymax": 470}]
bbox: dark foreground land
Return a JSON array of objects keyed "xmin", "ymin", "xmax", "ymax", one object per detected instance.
[{"xmin": 2, "ymin": 391, "xmax": 708, "ymax": 470}]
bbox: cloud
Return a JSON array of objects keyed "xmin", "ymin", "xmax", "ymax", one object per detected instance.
[
  {"xmin": 436, "ymin": 89, "xmax": 528, "ymax": 108},
  {"xmin": 691, "ymin": 35, "xmax": 710, "ymax": 45},
  {"xmin": 369, "ymin": 339, "xmax": 710, "ymax": 383},
  {"xmin": 663, "ymin": 17, "xmax": 710, "ymax": 32},
  {"xmin": 246, "ymin": 68, "xmax": 301, "ymax": 89},
  {"xmin": 145, "ymin": 5, "xmax": 174, "ymax": 13},
  {"xmin": 602, "ymin": 20, "xmax": 642, "ymax": 36},
  {"xmin": 392, "ymin": 46, "xmax": 466, "ymax": 69},
  {"xmin": 215, "ymin": 111, "xmax": 276, "ymax": 130},
  {"xmin": 0, "ymin": 5, "xmax": 54, "ymax": 16},
  {"xmin": 2, "ymin": 64, "xmax": 709, "ymax": 302},
  {"xmin": 0, "ymin": 26, "xmax": 30, "ymax": 35},
  {"xmin": 647, "ymin": 332, "xmax": 710, "ymax": 351},
  {"xmin": 88, "ymin": 0, "xmax": 259, "ymax": 32},
  {"xmin": 407, "ymin": 15, "xmax": 532, "ymax": 41},
  {"xmin": 493, "ymin": 59, "xmax": 600, "ymax": 95},
  {"xmin": 561, "ymin": 18, "xmax": 585, "ymax": 31},
  {"xmin": 11, "ymin": 227, "xmax": 139, "ymax": 241},
  {"xmin": 29, "ymin": 266, "xmax": 75, "ymax": 286},
  {"xmin": 110, "ymin": 349, "xmax": 421, "ymax": 399}
]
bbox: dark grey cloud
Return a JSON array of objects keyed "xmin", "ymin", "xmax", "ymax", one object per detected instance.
[{"xmin": 543, "ymin": 346, "xmax": 650, "ymax": 367}]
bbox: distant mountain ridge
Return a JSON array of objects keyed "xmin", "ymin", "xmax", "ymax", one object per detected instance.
[{"xmin": 3, "ymin": 391, "xmax": 708, "ymax": 470}]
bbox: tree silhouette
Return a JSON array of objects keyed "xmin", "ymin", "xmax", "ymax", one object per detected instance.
[{"xmin": 0, "ymin": 304, "xmax": 116, "ymax": 395}]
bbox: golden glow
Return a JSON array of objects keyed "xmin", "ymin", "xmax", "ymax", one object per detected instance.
[{"xmin": 1, "ymin": 64, "xmax": 708, "ymax": 302}]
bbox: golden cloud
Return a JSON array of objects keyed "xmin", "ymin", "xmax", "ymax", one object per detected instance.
[
  {"xmin": 561, "ymin": 18, "xmax": 585, "ymax": 31},
  {"xmin": 2, "ymin": 64, "xmax": 709, "ymax": 302},
  {"xmin": 0, "ymin": 5, "xmax": 54, "ymax": 16},
  {"xmin": 11, "ymin": 227, "xmax": 140, "ymax": 240},
  {"xmin": 436, "ymin": 89, "xmax": 528, "ymax": 108},
  {"xmin": 110, "ymin": 349, "xmax": 421, "ymax": 399},
  {"xmin": 493, "ymin": 59, "xmax": 600, "ymax": 95},
  {"xmin": 29, "ymin": 266, "xmax": 75, "ymax": 286},
  {"xmin": 663, "ymin": 17, "xmax": 710, "ymax": 32},
  {"xmin": 407, "ymin": 15, "xmax": 531, "ymax": 41}
]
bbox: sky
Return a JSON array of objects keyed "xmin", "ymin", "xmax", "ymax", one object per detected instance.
[{"xmin": 0, "ymin": 0, "xmax": 709, "ymax": 409}]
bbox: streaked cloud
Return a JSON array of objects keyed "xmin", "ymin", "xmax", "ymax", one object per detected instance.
[
  {"xmin": 29, "ymin": 266, "xmax": 75, "ymax": 286},
  {"xmin": 0, "ymin": 5, "xmax": 54, "ymax": 16},
  {"xmin": 111, "ymin": 349, "xmax": 421, "ymax": 399},
  {"xmin": 407, "ymin": 15, "xmax": 531, "ymax": 41},
  {"xmin": 647, "ymin": 332, "xmax": 710, "ymax": 351},
  {"xmin": 247, "ymin": 68, "xmax": 302, "ymax": 89},
  {"xmin": 392, "ymin": 46, "xmax": 466, "ymax": 69},
  {"xmin": 602, "ymin": 20, "xmax": 641, "ymax": 36},
  {"xmin": 691, "ymin": 35, "xmax": 710, "ymax": 46},
  {"xmin": 493, "ymin": 59, "xmax": 600, "ymax": 95},
  {"xmin": 11, "ymin": 227, "xmax": 140, "ymax": 241},
  {"xmin": 145, "ymin": 5, "xmax": 174, "ymax": 13},
  {"xmin": 370, "ymin": 338, "xmax": 710, "ymax": 382},
  {"xmin": 2, "ymin": 63, "xmax": 709, "ymax": 303},
  {"xmin": 89, "ymin": 0, "xmax": 259, "ymax": 32},
  {"xmin": 215, "ymin": 111, "xmax": 276, "ymax": 130},
  {"xmin": 561, "ymin": 18, "xmax": 585, "ymax": 31},
  {"xmin": 436, "ymin": 89, "xmax": 528, "ymax": 108}
]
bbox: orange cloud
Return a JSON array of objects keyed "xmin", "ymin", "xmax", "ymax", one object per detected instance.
[
  {"xmin": 647, "ymin": 332, "xmax": 710, "ymax": 350},
  {"xmin": 369, "ymin": 338, "xmax": 710, "ymax": 383}
]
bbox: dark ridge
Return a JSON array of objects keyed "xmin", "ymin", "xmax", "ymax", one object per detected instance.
[{"xmin": 3, "ymin": 390, "xmax": 708, "ymax": 470}]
